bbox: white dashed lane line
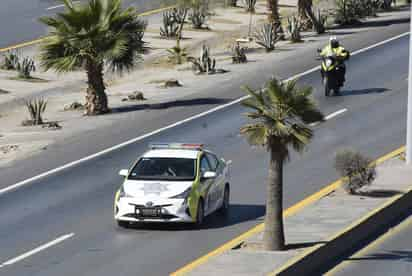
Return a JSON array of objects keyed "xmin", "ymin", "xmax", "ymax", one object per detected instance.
[{"xmin": 0, "ymin": 233, "xmax": 75, "ymax": 268}]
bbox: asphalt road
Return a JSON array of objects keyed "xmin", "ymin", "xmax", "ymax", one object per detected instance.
[
  {"xmin": 327, "ymin": 214, "xmax": 412, "ymax": 276},
  {"xmin": 0, "ymin": 0, "xmax": 173, "ymax": 48},
  {"xmin": 0, "ymin": 29, "xmax": 409, "ymax": 276}
]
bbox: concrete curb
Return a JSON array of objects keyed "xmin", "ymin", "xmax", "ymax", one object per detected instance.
[{"xmin": 272, "ymin": 185, "xmax": 412, "ymax": 276}]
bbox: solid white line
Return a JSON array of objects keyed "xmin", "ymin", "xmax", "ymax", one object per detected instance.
[
  {"xmin": 46, "ymin": 1, "xmax": 80, "ymax": 10},
  {"xmin": 0, "ymin": 31, "xmax": 409, "ymax": 196},
  {"xmin": 0, "ymin": 233, "xmax": 74, "ymax": 268},
  {"xmin": 325, "ymin": 108, "xmax": 348, "ymax": 120}
]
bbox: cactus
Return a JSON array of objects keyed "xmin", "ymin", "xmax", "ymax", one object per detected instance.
[
  {"xmin": 1, "ymin": 50, "xmax": 20, "ymax": 70},
  {"xmin": 160, "ymin": 7, "xmax": 188, "ymax": 39},
  {"xmin": 24, "ymin": 98, "xmax": 47, "ymax": 125},
  {"xmin": 286, "ymin": 15, "xmax": 302, "ymax": 43},
  {"xmin": 231, "ymin": 42, "xmax": 247, "ymax": 64},
  {"xmin": 160, "ymin": 10, "xmax": 180, "ymax": 38},
  {"xmin": 254, "ymin": 23, "xmax": 281, "ymax": 52},
  {"xmin": 16, "ymin": 56, "xmax": 36, "ymax": 79},
  {"xmin": 188, "ymin": 44, "xmax": 216, "ymax": 74},
  {"xmin": 190, "ymin": 7, "xmax": 207, "ymax": 29},
  {"xmin": 244, "ymin": 0, "xmax": 257, "ymax": 13}
]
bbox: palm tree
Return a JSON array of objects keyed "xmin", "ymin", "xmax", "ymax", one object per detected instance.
[
  {"xmin": 39, "ymin": 0, "xmax": 147, "ymax": 115},
  {"xmin": 240, "ymin": 77, "xmax": 324, "ymax": 250}
]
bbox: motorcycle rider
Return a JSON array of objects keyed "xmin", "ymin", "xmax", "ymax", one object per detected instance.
[{"xmin": 320, "ymin": 36, "xmax": 350, "ymax": 86}]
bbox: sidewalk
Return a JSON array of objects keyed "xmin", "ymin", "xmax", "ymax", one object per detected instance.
[{"xmin": 183, "ymin": 151, "xmax": 411, "ymax": 275}]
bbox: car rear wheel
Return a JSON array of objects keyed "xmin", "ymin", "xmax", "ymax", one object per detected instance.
[
  {"xmin": 218, "ymin": 185, "xmax": 230, "ymax": 216},
  {"xmin": 196, "ymin": 200, "xmax": 204, "ymax": 227}
]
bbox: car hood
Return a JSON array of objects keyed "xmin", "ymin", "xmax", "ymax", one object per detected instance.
[{"xmin": 123, "ymin": 179, "xmax": 193, "ymax": 198}]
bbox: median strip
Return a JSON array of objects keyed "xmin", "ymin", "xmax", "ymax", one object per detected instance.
[{"xmin": 171, "ymin": 146, "xmax": 405, "ymax": 275}]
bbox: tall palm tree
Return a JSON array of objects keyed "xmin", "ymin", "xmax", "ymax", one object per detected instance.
[
  {"xmin": 39, "ymin": 0, "xmax": 147, "ymax": 115},
  {"xmin": 240, "ymin": 78, "xmax": 324, "ymax": 250}
]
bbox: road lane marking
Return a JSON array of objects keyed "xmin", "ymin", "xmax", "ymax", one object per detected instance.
[
  {"xmin": 310, "ymin": 108, "xmax": 348, "ymax": 126},
  {"xmin": 0, "ymin": 32, "xmax": 409, "ymax": 196},
  {"xmin": 46, "ymin": 1, "xmax": 80, "ymax": 10},
  {"xmin": 325, "ymin": 108, "xmax": 348, "ymax": 120},
  {"xmin": 0, "ymin": 233, "xmax": 74, "ymax": 268},
  {"xmin": 171, "ymin": 146, "xmax": 405, "ymax": 276}
]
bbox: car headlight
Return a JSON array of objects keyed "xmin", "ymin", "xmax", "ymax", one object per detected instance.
[{"xmin": 171, "ymin": 187, "xmax": 192, "ymax": 199}]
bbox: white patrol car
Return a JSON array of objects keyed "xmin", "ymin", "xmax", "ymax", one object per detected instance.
[{"xmin": 114, "ymin": 143, "xmax": 231, "ymax": 227}]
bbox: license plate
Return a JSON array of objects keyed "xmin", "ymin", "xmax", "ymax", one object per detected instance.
[{"xmin": 139, "ymin": 208, "xmax": 160, "ymax": 217}]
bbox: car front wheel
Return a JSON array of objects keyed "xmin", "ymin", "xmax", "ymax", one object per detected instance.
[
  {"xmin": 218, "ymin": 185, "xmax": 230, "ymax": 216},
  {"xmin": 116, "ymin": 220, "xmax": 130, "ymax": 228}
]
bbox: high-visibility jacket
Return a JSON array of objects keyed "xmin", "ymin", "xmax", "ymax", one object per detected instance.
[{"xmin": 320, "ymin": 45, "xmax": 349, "ymax": 62}]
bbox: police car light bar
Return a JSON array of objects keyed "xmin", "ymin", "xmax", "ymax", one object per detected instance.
[{"xmin": 150, "ymin": 143, "xmax": 204, "ymax": 150}]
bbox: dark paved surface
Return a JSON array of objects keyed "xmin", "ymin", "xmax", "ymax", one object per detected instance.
[
  {"xmin": 327, "ymin": 214, "xmax": 412, "ymax": 276},
  {"xmin": 0, "ymin": 23, "xmax": 409, "ymax": 276},
  {"xmin": 0, "ymin": 0, "xmax": 173, "ymax": 48}
]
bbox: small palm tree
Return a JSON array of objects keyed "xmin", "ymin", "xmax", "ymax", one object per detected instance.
[
  {"xmin": 39, "ymin": 0, "xmax": 147, "ymax": 115},
  {"xmin": 240, "ymin": 77, "xmax": 324, "ymax": 250}
]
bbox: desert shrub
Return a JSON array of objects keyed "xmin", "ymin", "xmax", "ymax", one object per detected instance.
[
  {"xmin": 188, "ymin": 44, "xmax": 216, "ymax": 74},
  {"xmin": 334, "ymin": 149, "xmax": 377, "ymax": 194},
  {"xmin": 0, "ymin": 50, "xmax": 20, "ymax": 70},
  {"xmin": 231, "ymin": 42, "xmax": 247, "ymax": 64},
  {"xmin": 254, "ymin": 23, "xmax": 281, "ymax": 52},
  {"xmin": 16, "ymin": 57, "xmax": 36, "ymax": 79},
  {"xmin": 24, "ymin": 98, "xmax": 47, "ymax": 126}
]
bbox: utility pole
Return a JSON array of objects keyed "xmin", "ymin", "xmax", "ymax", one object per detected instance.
[{"xmin": 407, "ymin": 3, "xmax": 412, "ymax": 164}]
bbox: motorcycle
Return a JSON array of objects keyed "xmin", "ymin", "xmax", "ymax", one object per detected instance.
[{"xmin": 317, "ymin": 49, "xmax": 344, "ymax": 96}]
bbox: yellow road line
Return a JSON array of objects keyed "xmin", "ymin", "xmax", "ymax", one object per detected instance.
[
  {"xmin": 0, "ymin": 5, "xmax": 176, "ymax": 53},
  {"xmin": 171, "ymin": 146, "xmax": 405, "ymax": 276}
]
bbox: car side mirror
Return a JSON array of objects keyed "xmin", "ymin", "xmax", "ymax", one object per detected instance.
[
  {"xmin": 201, "ymin": 171, "xmax": 217, "ymax": 180},
  {"xmin": 119, "ymin": 169, "xmax": 128, "ymax": 177}
]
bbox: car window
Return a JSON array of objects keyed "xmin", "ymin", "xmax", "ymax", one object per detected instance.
[
  {"xmin": 200, "ymin": 156, "xmax": 211, "ymax": 173},
  {"xmin": 205, "ymin": 153, "xmax": 219, "ymax": 171},
  {"xmin": 129, "ymin": 157, "xmax": 196, "ymax": 181}
]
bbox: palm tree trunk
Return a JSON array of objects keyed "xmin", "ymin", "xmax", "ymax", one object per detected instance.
[
  {"xmin": 267, "ymin": 0, "xmax": 280, "ymax": 24},
  {"xmin": 85, "ymin": 60, "xmax": 109, "ymax": 115},
  {"xmin": 263, "ymin": 145, "xmax": 285, "ymax": 250},
  {"xmin": 298, "ymin": 0, "xmax": 312, "ymax": 28}
]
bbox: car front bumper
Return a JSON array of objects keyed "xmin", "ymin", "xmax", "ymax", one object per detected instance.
[{"xmin": 114, "ymin": 197, "xmax": 193, "ymax": 223}]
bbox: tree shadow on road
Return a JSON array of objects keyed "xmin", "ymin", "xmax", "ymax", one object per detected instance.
[
  {"xmin": 110, "ymin": 97, "xmax": 230, "ymax": 114},
  {"xmin": 124, "ymin": 204, "xmax": 265, "ymax": 231}
]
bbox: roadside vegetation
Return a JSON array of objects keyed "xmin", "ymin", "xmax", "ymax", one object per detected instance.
[
  {"xmin": 39, "ymin": 0, "xmax": 147, "ymax": 115},
  {"xmin": 240, "ymin": 78, "xmax": 324, "ymax": 250},
  {"xmin": 335, "ymin": 149, "xmax": 377, "ymax": 194}
]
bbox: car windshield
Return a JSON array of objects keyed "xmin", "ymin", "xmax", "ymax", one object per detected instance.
[{"xmin": 128, "ymin": 157, "xmax": 197, "ymax": 181}]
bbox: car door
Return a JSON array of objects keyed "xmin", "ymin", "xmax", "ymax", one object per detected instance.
[
  {"xmin": 199, "ymin": 155, "xmax": 215, "ymax": 215},
  {"xmin": 206, "ymin": 152, "xmax": 226, "ymax": 212},
  {"xmin": 205, "ymin": 152, "xmax": 225, "ymax": 213}
]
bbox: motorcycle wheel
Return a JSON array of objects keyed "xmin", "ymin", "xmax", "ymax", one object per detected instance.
[{"xmin": 324, "ymin": 77, "xmax": 330, "ymax": 97}]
